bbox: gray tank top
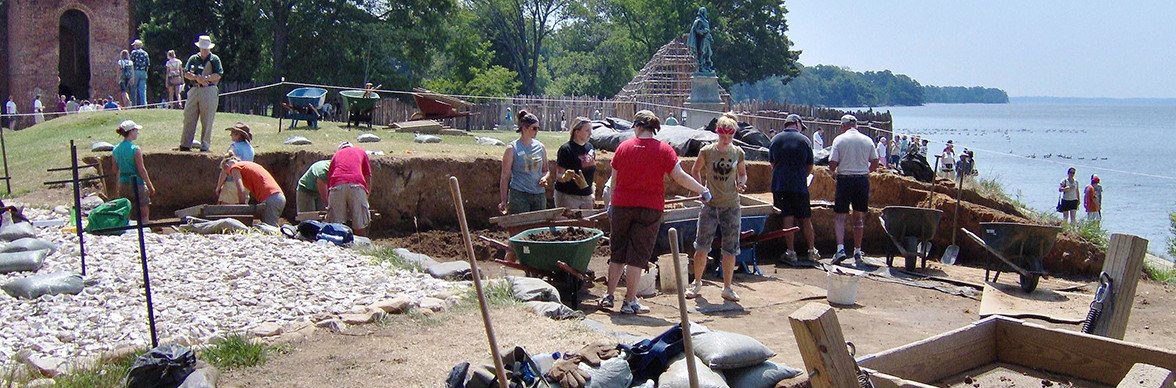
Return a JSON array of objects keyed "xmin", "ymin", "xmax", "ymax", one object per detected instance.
[{"xmin": 509, "ymin": 139, "xmax": 546, "ymax": 194}]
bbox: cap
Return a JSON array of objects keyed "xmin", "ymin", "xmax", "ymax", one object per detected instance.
[
  {"xmin": 132, "ymin": 39, "xmax": 143, "ymax": 48},
  {"xmin": 119, "ymin": 120, "xmax": 143, "ymax": 132},
  {"xmin": 784, "ymin": 114, "xmax": 802, "ymax": 124},
  {"xmin": 840, "ymin": 114, "xmax": 857, "ymax": 125},
  {"xmin": 633, "ymin": 110, "xmax": 661, "ymax": 131},
  {"xmin": 1091, "ymin": 174, "xmax": 1100, "ymax": 184},
  {"xmin": 338, "ymin": 141, "xmax": 353, "ymax": 149}
]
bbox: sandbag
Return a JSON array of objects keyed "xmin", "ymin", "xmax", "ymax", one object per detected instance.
[
  {"xmin": 283, "ymin": 136, "xmax": 312, "ymax": 145},
  {"xmin": 0, "ymin": 238, "xmax": 57, "ymax": 254},
  {"xmin": 177, "ymin": 218, "xmax": 248, "ymax": 235},
  {"xmin": 509, "ymin": 276, "xmax": 561, "ymax": 303},
  {"xmin": 426, "ymin": 261, "xmax": 477, "ymax": 280},
  {"xmin": 580, "ymin": 357, "xmax": 632, "ymax": 388},
  {"xmin": 474, "ymin": 136, "xmax": 506, "ymax": 147},
  {"xmin": 356, "ymin": 133, "xmax": 381, "ymax": 143},
  {"xmin": 691, "ymin": 330, "xmax": 776, "ymax": 369},
  {"xmin": 414, "ymin": 134, "xmax": 442, "ymax": 144},
  {"xmin": 2, "ymin": 271, "xmax": 83, "ymax": 299},
  {"xmin": 814, "ymin": 146, "xmax": 831, "ymax": 166},
  {"xmin": 0, "ymin": 249, "xmax": 50, "ymax": 274},
  {"xmin": 91, "ymin": 141, "xmax": 115, "ymax": 152},
  {"xmin": 524, "ymin": 301, "xmax": 583, "ymax": 320},
  {"xmin": 0, "ymin": 219, "xmax": 36, "ymax": 242},
  {"xmin": 350, "ymin": 236, "xmax": 372, "ymax": 249},
  {"xmin": 393, "ymin": 248, "xmax": 439, "ymax": 269},
  {"xmin": 125, "ymin": 344, "xmax": 197, "ymax": 388},
  {"xmin": 658, "ymin": 354, "xmax": 728, "ymax": 388},
  {"xmin": 723, "ymin": 361, "xmax": 802, "ymax": 388}
]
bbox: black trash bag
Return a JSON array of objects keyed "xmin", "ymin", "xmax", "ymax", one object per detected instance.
[
  {"xmin": 704, "ymin": 118, "xmax": 772, "ymax": 149},
  {"xmin": 446, "ymin": 362, "xmax": 470, "ymax": 388},
  {"xmin": 125, "ymin": 344, "xmax": 197, "ymax": 388},
  {"xmin": 900, "ymin": 149, "xmax": 934, "ymax": 183}
]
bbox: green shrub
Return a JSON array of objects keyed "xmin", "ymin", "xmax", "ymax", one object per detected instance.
[
  {"xmin": 1143, "ymin": 261, "xmax": 1176, "ymax": 284},
  {"xmin": 47, "ymin": 348, "xmax": 145, "ymax": 388},
  {"xmin": 364, "ymin": 245, "xmax": 423, "ymax": 272},
  {"xmin": 1168, "ymin": 211, "xmax": 1176, "ymax": 259},
  {"xmin": 1067, "ymin": 219, "xmax": 1108, "ymax": 251},
  {"xmin": 200, "ymin": 334, "xmax": 281, "ymax": 370}
]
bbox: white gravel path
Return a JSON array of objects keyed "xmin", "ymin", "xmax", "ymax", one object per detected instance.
[{"xmin": 0, "ymin": 207, "xmax": 460, "ymax": 362}]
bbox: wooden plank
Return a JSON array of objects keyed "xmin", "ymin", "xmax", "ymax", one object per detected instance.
[
  {"xmin": 787, "ymin": 303, "xmax": 859, "ymax": 388},
  {"xmin": 857, "ymin": 317, "xmax": 997, "ymax": 383},
  {"xmin": 390, "ymin": 120, "xmax": 443, "ymax": 133},
  {"xmin": 488, "ymin": 207, "xmax": 569, "ymax": 227},
  {"xmin": 1093, "ymin": 233, "xmax": 1149, "ymax": 339},
  {"xmin": 864, "ymin": 369, "xmax": 939, "ymax": 388},
  {"xmin": 995, "ymin": 317, "xmax": 1176, "ymax": 386},
  {"xmin": 1117, "ymin": 363, "xmax": 1175, "ymax": 387},
  {"xmin": 978, "ymin": 282, "xmax": 1091, "ymax": 324}
]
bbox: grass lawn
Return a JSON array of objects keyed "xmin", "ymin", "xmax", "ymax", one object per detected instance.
[{"xmin": 3, "ymin": 109, "xmax": 573, "ymax": 198}]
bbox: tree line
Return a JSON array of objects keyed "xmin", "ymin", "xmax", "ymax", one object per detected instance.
[
  {"xmin": 130, "ymin": 0, "xmax": 801, "ymax": 103},
  {"xmin": 730, "ymin": 64, "xmax": 1008, "ymax": 107}
]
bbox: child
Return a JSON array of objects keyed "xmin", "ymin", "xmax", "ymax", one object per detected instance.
[
  {"xmin": 111, "ymin": 120, "xmax": 156, "ymax": 222},
  {"xmin": 685, "ymin": 112, "xmax": 748, "ymax": 302},
  {"xmin": 218, "ymin": 122, "xmax": 254, "ymax": 204}
]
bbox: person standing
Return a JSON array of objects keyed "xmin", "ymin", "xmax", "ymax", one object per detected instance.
[
  {"xmin": 4, "ymin": 96, "xmax": 17, "ymax": 130},
  {"xmin": 769, "ymin": 114, "xmax": 818, "ymax": 263},
  {"xmin": 685, "ymin": 112, "xmax": 747, "ymax": 302},
  {"xmin": 499, "ymin": 109, "xmax": 549, "ymax": 214},
  {"xmin": 1084, "ymin": 175, "xmax": 1102, "ymax": 222},
  {"xmin": 601, "ymin": 110, "xmax": 710, "ymax": 314},
  {"xmin": 55, "ymin": 95, "xmax": 66, "ymax": 118},
  {"xmin": 552, "ymin": 117, "xmax": 596, "ymax": 209},
  {"xmin": 65, "ymin": 97, "xmax": 79, "ymax": 115},
  {"xmin": 327, "ymin": 142, "xmax": 372, "ymax": 236},
  {"xmin": 889, "ymin": 135, "xmax": 902, "ymax": 169},
  {"xmin": 179, "ymin": 35, "xmax": 223, "ymax": 152},
  {"xmin": 130, "ymin": 40, "xmax": 150, "ymax": 107},
  {"xmin": 812, "ymin": 127, "xmax": 825, "ymax": 150},
  {"xmin": 941, "ymin": 140, "xmax": 957, "ymax": 173},
  {"xmin": 217, "ymin": 158, "xmax": 285, "ymax": 226},
  {"xmin": 165, "ymin": 50, "xmax": 185, "ymax": 109},
  {"xmin": 829, "ymin": 114, "xmax": 879, "ymax": 265},
  {"xmin": 296, "ymin": 160, "xmax": 331, "ymax": 214},
  {"xmin": 32, "ymin": 95, "xmax": 44, "ymax": 124},
  {"xmin": 112, "ymin": 120, "xmax": 156, "ymax": 222},
  {"xmin": 117, "ymin": 49, "xmax": 134, "ymax": 107},
  {"xmin": 875, "ymin": 136, "xmax": 889, "ymax": 169},
  {"xmin": 1058, "ymin": 167, "xmax": 1080, "ymax": 225}
]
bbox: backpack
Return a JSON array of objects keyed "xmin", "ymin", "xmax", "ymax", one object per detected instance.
[
  {"xmin": 295, "ymin": 220, "xmax": 325, "ymax": 240},
  {"xmin": 316, "ymin": 223, "xmax": 354, "ymax": 246},
  {"xmin": 85, "ymin": 198, "xmax": 131, "ymax": 235},
  {"xmin": 621, "ymin": 324, "xmax": 686, "ymax": 382}
]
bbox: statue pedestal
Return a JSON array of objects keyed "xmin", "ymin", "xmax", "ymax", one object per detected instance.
[{"xmin": 684, "ymin": 73, "xmax": 726, "ymax": 129}]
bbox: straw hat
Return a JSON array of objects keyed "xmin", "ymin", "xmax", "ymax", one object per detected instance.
[
  {"xmin": 194, "ymin": 35, "xmax": 215, "ymax": 49},
  {"xmin": 225, "ymin": 122, "xmax": 252, "ymax": 141}
]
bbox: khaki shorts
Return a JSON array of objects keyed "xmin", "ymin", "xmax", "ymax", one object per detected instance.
[
  {"xmin": 554, "ymin": 190, "xmax": 594, "ymax": 210},
  {"xmin": 327, "ymin": 184, "xmax": 370, "ymax": 229},
  {"xmin": 296, "ymin": 190, "xmax": 326, "ymax": 214},
  {"xmin": 118, "ymin": 182, "xmax": 151, "ymax": 205}
]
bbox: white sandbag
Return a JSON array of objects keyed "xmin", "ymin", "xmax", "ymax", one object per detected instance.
[
  {"xmin": 723, "ymin": 361, "xmax": 802, "ymax": 388},
  {"xmin": 349, "ymin": 236, "xmax": 373, "ymax": 248},
  {"xmin": 283, "ymin": 136, "xmax": 313, "ymax": 145},
  {"xmin": 0, "ymin": 249, "xmax": 50, "ymax": 274},
  {"xmin": 0, "ymin": 238, "xmax": 58, "ymax": 254},
  {"xmin": 474, "ymin": 136, "xmax": 506, "ymax": 147},
  {"xmin": 393, "ymin": 248, "xmax": 439, "ymax": 269},
  {"xmin": 356, "ymin": 133, "xmax": 381, "ymax": 143},
  {"xmin": 253, "ymin": 223, "xmax": 280, "ymax": 235},
  {"xmin": 413, "ymin": 134, "xmax": 442, "ymax": 144},
  {"xmin": 635, "ymin": 265, "xmax": 658, "ymax": 297},
  {"xmin": 508, "ymin": 276, "xmax": 561, "ymax": 303},
  {"xmin": 2, "ymin": 271, "xmax": 84, "ymax": 299},
  {"xmin": 0, "ymin": 220, "xmax": 36, "ymax": 242},
  {"xmin": 659, "ymin": 353, "xmax": 728, "ymax": 388},
  {"xmin": 91, "ymin": 141, "xmax": 115, "ymax": 152},
  {"xmin": 177, "ymin": 218, "xmax": 249, "ymax": 234},
  {"xmin": 426, "ymin": 261, "xmax": 476, "ymax": 280},
  {"xmin": 524, "ymin": 301, "xmax": 584, "ymax": 320},
  {"xmin": 691, "ymin": 331, "xmax": 776, "ymax": 369},
  {"xmin": 579, "ymin": 357, "xmax": 632, "ymax": 388}
]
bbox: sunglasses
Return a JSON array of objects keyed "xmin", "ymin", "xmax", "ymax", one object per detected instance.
[{"xmin": 717, "ymin": 128, "xmax": 736, "ymax": 135}]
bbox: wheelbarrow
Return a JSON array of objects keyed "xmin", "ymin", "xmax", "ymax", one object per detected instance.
[
  {"xmin": 655, "ymin": 215, "xmax": 795, "ymax": 276},
  {"xmin": 280, "ymin": 87, "xmax": 327, "ymax": 130},
  {"xmin": 491, "ymin": 226, "xmax": 604, "ymax": 310},
  {"xmin": 878, "ymin": 206, "xmax": 943, "ymax": 271},
  {"xmin": 409, "ymin": 87, "xmax": 472, "ymax": 121},
  {"xmin": 340, "ymin": 89, "xmax": 381, "ymax": 128},
  {"xmin": 960, "ymin": 222, "xmax": 1061, "ymax": 292}
]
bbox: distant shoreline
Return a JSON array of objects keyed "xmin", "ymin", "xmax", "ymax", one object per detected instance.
[{"xmin": 1011, "ymin": 96, "xmax": 1176, "ymax": 105}]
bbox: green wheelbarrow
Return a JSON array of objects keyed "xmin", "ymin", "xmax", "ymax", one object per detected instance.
[
  {"xmin": 494, "ymin": 226, "xmax": 603, "ymax": 310},
  {"xmin": 339, "ymin": 89, "xmax": 381, "ymax": 128}
]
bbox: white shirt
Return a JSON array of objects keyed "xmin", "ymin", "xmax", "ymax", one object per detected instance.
[
  {"xmin": 33, "ymin": 99, "xmax": 43, "ymax": 112},
  {"xmin": 4, "ymin": 101, "xmax": 15, "ymax": 114},
  {"xmin": 813, "ymin": 132, "xmax": 825, "ymax": 149},
  {"xmin": 830, "ymin": 128, "xmax": 877, "ymax": 175},
  {"xmin": 875, "ymin": 141, "xmax": 888, "ymax": 160}
]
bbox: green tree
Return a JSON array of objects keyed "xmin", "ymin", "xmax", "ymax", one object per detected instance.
[
  {"xmin": 544, "ymin": 12, "xmax": 642, "ymax": 97},
  {"xmin": 1168, "ymin": 211, "xmax": 1176, "ymax": 258},
  {"xmin": 471, "ymin": 0, "xmax": 573, "ymax": 95},
  {"xmin": 708, "ymin": 0, "xmax": 801, "ymax": 86}
]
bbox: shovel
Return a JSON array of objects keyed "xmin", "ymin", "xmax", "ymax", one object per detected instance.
[{"xmin": 942, "ymin": 174, "xmax": 963, "ymax": 265}]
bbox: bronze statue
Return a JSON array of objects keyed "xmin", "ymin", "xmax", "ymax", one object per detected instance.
[{"xmin": 687, "ymin": 7, "xmax": 714, "ymax": 74}]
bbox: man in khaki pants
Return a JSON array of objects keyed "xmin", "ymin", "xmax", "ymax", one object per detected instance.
[{"xmin": 179, "ymin": 35, "xmax": 223, "ymax": 152}]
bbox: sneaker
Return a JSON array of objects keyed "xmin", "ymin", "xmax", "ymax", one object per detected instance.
[
  {"xmin": 684, "ymin": 280, "xmax": 702, "ymax": 299},
  {"xmin": 721, "ymin": 287, "xmax": 741, "ymax": 302},
  {"xmin": 783, "ymin": 250, "xmax": 798, "ymax": 263},
  {"xmin": 620, "ymin": 300, "xmax": 650, "ymax": 314},
  {"xmin": 807, "ymin": 248, "xmax": 821, "ymax": 260},
  {"xmin": 831, "ymin": 249, "xmax": 848, "ymax": 265},
  {"xmin": 598, "ymin": 294, "xmax": 615, "ymax": 309},
  {"xmin": 853, "ymin": 249, "xmax": 864, "ymax": 264}
]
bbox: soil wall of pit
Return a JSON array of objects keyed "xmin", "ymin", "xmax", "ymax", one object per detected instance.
[{"xmin": 96, "ymin": 151, "xmax": 1104, "ymax": 276}]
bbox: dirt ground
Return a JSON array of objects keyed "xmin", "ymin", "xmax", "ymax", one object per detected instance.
[{"xmin": 220, "ymin": 230, "xmax": 1176, "ymax": 387}]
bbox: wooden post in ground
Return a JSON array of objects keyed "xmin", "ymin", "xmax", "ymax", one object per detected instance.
[
  {"xmin": 788, "ymin": 303, "xmax": 859, "ymax": 388},
  {"xmin": 1092, "ymin": 233, "xmax": 1149, "ymax": 339},
  {"xmin": 1116, "ymin": 363, "xmax": 1175, "ymax": 387}
]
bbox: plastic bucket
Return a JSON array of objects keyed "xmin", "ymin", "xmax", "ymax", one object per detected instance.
[
  {"xmin": 827, "ymin": 270, "xmax": 862, "ymax": 305},
  {"xmin": 657, "ymin": 255, "xmax": 688, "ymax": 292}
]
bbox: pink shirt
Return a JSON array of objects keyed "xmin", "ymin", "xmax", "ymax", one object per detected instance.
[
  {"xmin": 328, "ymin": 146, "xmax": 371, "ymax": 192},
  {"xmin": 611, "ymin": 138, "xmax": 678, "ymax": 210}
]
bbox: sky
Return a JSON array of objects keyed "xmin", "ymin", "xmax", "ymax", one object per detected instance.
[{"xmin": 784, "ymin": 1, "xmax": 1176, "ymax": 99}]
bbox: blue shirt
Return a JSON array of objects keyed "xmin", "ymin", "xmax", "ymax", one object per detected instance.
[
  {"xmin": 768, "ymin": 129, "xmax": 814, "ymax": 193},
  {"xmin": 103, "ymin": 102, "xmax": 119, "ymax": 110},
  {"xmin": 112, "ymin": 140, "xmax": 141, "ymax": 184},
  {"xmin": 229, "ymin": 141, "xmax": 255, "ymax": 161},
  {"xmin": 509, "ymin": 139, "xmax": 546, "ymax": 194},
  {"xmin": 131, "ymin": 48, "xmax": 150, "ymax": 71}
]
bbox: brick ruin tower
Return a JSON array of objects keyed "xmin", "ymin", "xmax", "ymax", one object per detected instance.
[{"xmin": 1, "ymin": 0, "xmax": 133, "ymax": 115}]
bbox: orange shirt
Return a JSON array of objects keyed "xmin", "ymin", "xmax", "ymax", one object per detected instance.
[
  {"xmin": 1083, "ymin": 185, "xmax": 1100, "ymax": 212},
  {"xmin": 231, "ymin": 161, "xmax": 283, "ymax": 201}
]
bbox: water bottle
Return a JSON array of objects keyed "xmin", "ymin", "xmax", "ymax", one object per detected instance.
[{"xmin": 532, "ymin": 352, "xmax": 560, "ymax": 376}]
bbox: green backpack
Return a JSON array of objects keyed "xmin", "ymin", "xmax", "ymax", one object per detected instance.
[{"xmin": 86, "ymin": 198, "xmax": 131, "ymax": 235}]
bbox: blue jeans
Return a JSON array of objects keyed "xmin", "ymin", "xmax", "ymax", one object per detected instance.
[{"xmin": 133, "ymin": 70, "xmax": 148, "ymax": 107}]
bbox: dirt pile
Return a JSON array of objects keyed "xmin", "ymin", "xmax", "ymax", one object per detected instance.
[{"xmin": 524, "ymin": 226, "xmax": 595, "ymax": 242}]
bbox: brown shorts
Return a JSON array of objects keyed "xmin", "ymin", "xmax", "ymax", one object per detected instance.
[
  {"xmin": 608, "ymin": 206, "xmax": 664, "ymax": 269},
  {"xmin": 118, "ymin": 183, "xmax": 151, "ymax": 205}
]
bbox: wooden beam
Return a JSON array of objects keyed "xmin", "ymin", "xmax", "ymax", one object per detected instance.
[
  {"xmin": 863, "ymin": 369, "xmax": 939, "ymax": 388},
  {"xmin": 1093, "ymin": 233, "xmax": 1149, "ymax": 339},
  {"xmin": 1116, "ymin": 363, "xmax": 1175, "ymax": 387},
  {"xmin": 996, "ymin": 317, "xmax": 1176, "ymax": 386},
  {"xmin": 788, "ymin": 303, "xmax": 859, "ymax": 388},
  {"xmin": 857, "ymin": 317, "xmax": 997, "ymax": 383}
]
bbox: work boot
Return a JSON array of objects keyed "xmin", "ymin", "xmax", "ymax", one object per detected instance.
[
  {"xmin": 684, "ymin": 280, "xmax": 702, "ymax": 299},
  {"xmin": 807, "ymin": 248, "xmax": 821, "ymax": 261},
  {"xmin": 721, "ymin": 286, "xmax": 741, "ymax": 302},
  {"xmin": 783, "ymin": 250, "xmax": 798, "ymax": 263},
  {"xmin": 620, "ymin": 299, "xmax": 649, "ymax": 314},
  {"xmin": 831, "ymin": 249, "xmax": 848, "ymax": 265},
  {"xmin": 598, "ymin": 294, "xmax": 614, "ymax": 309}
]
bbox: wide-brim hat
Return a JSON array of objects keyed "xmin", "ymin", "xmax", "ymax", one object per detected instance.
[
  {"xmin": 194, "ymin": 35, "xmax": 215, "ymax": 49},
  {"xmin": 132, "ymin": 39, "xmax": 144, "ymax": 48},
  {"xmin": 225, "ymin": 122, "xmax": 252, "ymax": 141}
]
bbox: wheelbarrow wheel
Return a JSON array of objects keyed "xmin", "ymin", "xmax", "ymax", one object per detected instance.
[
  {"xmin": 1019, "ymin": 259, "xmax": 1043, "ymax": 292},
  {"xmin": 904, "ymin": 254, "xmax": 917, "ymax": 272}
]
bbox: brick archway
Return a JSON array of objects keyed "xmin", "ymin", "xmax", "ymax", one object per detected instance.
[{"xmin": 59, "ymin": 8, "xmax": 91, "ymax": 100}]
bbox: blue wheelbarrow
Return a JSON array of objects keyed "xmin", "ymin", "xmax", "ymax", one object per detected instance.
[{"xmin": 280, "ymin": 87, "xmax": 327, "ymax": 130}]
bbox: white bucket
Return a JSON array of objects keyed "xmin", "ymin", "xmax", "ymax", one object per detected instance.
[
  {"xmin": 827, "ymin": 269, "xmax": 863, "ymax": 305},
  {"xmin": 658, "ymin": 254, "xmax": 688, "ymax": 292}
]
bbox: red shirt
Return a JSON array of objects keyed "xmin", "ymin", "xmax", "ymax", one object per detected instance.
[
  {"xmin": 328, "ymin": 146, "xmax": 371, "ymax": 192},
  {"xmin": 230, "ymin": 162, "xmax": 283, "ymax": 201},
  {"xmin": 611, "ymin": 137, "xmax": 679, "ymax": 210}
]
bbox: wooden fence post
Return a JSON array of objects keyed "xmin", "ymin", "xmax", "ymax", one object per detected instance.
[
  {"xmin": 1093, "ymin": 233, "xmax": 1149, "ymax": 339},
  {"xmin": 1116, "ymin": 363, "xmax": 1175, "ymax": 387},
  {"xmin": 788, "ymin": 303, "xmax": 859, "ymax": 388}
]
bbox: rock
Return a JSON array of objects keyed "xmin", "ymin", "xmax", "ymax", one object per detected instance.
[
  {"xmin": 26, "ymin": 378, "xmax": 55, "ymax": 388},
  {"xmin": 369, "ymin": 296, "xmax": 412, "ymax": 314},
  {"xmin": 179, "ymin": 361, "xmax": 219, "ymax": 388},
  {"xmin": 52, "ymin": 206, "xmax": 69, "ymax": 215},
  {"xmin": 393, "ymin": 248, "xmax": 440, "ymax": 269},
  {"xmin": 90, "ymin": 141, "xmax": 115, "ymax": 152},
  {"xmin": 101, "ymin": 345, "xmax": 139, "ymax": 362},
  {"xmin": 283, "ymin": 136, "xmax": 313, "ymax": 145},
  {"xmin": 79, "ymin": 194, "xmax": 104, "ymax": 210},
  {"xmin": 26, "ymin": 355, "xmax": 67, "ymax": 377},
  {"xmin": 356, "ymin": 133, "xmax": 381, "ymax": 143},
  {"xmin": 426, "ymin": 261, "xmax": 476, "ymax": 280},
  {"xmin": 315, "ymin": 319, "xmax": 347, "ymax": 333},
  {"xmin": 418, "ymin": 297, "xmax": 446, "ymax": 312},
  {"xmin": 250, "ymin": 322, "xmax": 284, "ymax": 338},
  {"xmin": 340, "ymin": 311, "xmax": 378, "ymax": 325}
]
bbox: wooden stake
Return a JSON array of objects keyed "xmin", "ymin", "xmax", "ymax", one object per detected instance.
[
  {"xmin": 1117, "ymin": 363, "xmax": 1175, "ymax": 387},
  {"xmin": 449, "ymin": 176, "xmax": 508, "ymax": 388},
  {"xmin": 1093, "ymin": 233, "xmax": 1149, "ymax": 339},
  {"xmin": 668, "ymin": 228, "xmax": 699, "ymax": 388},
  {"xmin": 788, "ymin": 303, "xmax": 859, "ymax": 388}
]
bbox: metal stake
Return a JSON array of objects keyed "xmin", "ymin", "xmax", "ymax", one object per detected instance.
[
  {"xmin": 70, "ymin": 141, "xmax": 86, "ymax": 276},
  {"xmin": 133, "ymin": 176, "xmax": 159, "ymax": 348},
  {"xmin": 0, "ymin": 126, "xmax": 10, "ymax": 194}
]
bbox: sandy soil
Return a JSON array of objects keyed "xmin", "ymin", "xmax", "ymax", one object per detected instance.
[{"xmin": 219, "ymin": 230, "xmax": 1176, "ymax": 387}]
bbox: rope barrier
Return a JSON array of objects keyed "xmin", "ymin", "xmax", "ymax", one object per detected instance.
[{"xmin": 1, "ymin": 81, "xmax": 285, "ymax": 118}]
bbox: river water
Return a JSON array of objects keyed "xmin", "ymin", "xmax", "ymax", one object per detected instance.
[{"xmin": 882, "ymin": 102, "xmax": 1176, "ymax": 259}]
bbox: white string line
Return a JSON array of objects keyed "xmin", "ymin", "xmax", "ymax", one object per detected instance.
[{"xmin": 2, "ymin": 82, "xmax": 284, "ymax": 118}]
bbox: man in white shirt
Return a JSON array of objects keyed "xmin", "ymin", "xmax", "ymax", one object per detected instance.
[
  {"xmin": 812, "ymin": 129, "xmax": 825, "ymax": 149},
  {"xmin": 875, "ymin": 136, "xmax": 889, "ymax": 168},
  {"xmin": 829, "ymin": 114, "xmax": 879, "ymax": 265},
  {"xmin": 4, "ymin": 96, "xmax": 16, "ymax": 130}
]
